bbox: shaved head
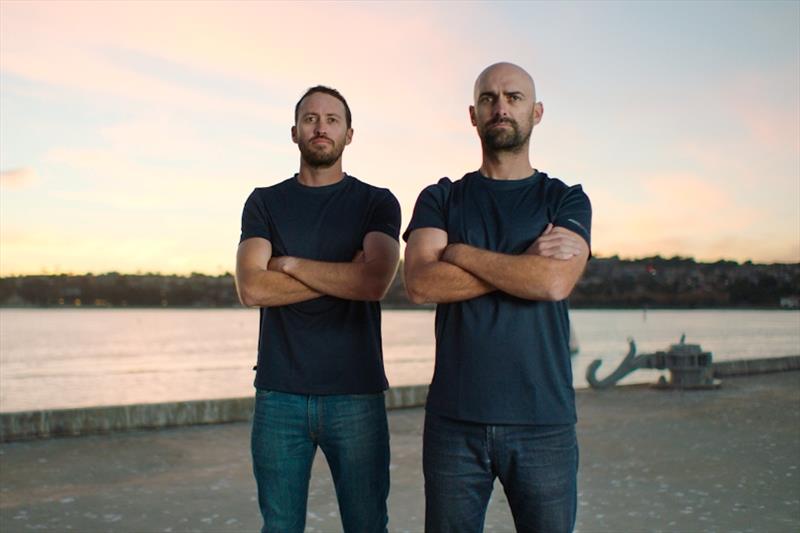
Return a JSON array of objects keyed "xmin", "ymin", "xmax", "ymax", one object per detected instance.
[
  {"xmin": 470, "ymin": 62, "xmax": 542, "ymax": 156},
  {"xmin": 473, "ymin": 62, "xmax": 536, "ymax": 103}
]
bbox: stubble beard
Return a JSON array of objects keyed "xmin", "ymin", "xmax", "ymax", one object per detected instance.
[
  {"xmin": 479, "ymin": 117, "xmax": 532, "ymax": 154},
  {"xmin": 299, "ymin": 138, "xmax": 345, "ymax": 168}
]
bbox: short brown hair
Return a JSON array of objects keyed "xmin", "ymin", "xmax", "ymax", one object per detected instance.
[{"xmin": 294, "ymin": 85, "xmax": 352, "ymax": 128}]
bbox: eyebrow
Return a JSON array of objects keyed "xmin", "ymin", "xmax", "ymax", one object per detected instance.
[
  {"xmin": 478, "ymin": 90, "xmax": 525, "ymax": 99},
  {"xmin": 301, "ymin": 111, "xmax": 343, "ymax": 119}
]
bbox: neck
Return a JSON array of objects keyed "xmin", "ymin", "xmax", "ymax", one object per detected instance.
[
  {"xmin": 479, "ymin": 143, "xmax": 534, "ymax": 180},
  {"xmin": 296, "ymin": 159, "xmax": 345, "ymax": 187}
]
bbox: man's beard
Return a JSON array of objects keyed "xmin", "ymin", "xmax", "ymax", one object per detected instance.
[
  {"xmin": 479, "ymin": 117, "xmax": 532, "ymax": 153},
  {"xmin": 298, "ymin": 137, "xmax": 345, "ymax": 168}
]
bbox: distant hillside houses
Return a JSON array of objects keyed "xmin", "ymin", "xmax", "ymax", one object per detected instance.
[{"xmin": 1, "ymin": 256, "xmax": 798, "ymax": 309}]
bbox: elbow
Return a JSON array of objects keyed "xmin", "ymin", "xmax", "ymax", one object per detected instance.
[
  {"xmin": 360, "ymin": 270, "xmax": 393, "ymax": 301},
  {"xmin": 237, "ymin": 290, "xmax": 255, "ymax": 308},
  {"xmin": 406, "ymin": 288, "xmax": 427, "ymax": 305},
  {"xmin": 542, "ymin": 278, "xmax": 572, "ymax": 302},
  {"xmin": 364, "ymin": 283, "xmax": 388, "ymax": 302},
  {"xmin": 236, "ymin": 282, "xmax": 259, "ymax": 308},
  {"xmin": 402, "ymin": 265, "xmax": 433, "ymax": 305},
  {"xmin": 404, "ymin": 279, "xmax": 429, "ymax": 305},
  {"xmin": 240, "ymin": 294, "xmax": 258, "ymax": 308}
]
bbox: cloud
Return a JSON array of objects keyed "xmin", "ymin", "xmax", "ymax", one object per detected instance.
[
  {"xmin": 0, "ymin": 168, "xmax": 38, "ymax": 188},
  {"xmin": 0, "ymin": 2, "xmax": 478, "ymax": 122},
  {"xmin": 1, "ymin": 2, "xmax": 797, "ymax": 271},
  {"xmin": 589, "ymin": 172, "xmax": 791, "ymax": 262}
]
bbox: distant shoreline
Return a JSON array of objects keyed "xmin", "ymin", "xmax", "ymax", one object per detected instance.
[{"xmin": 4, "ymin": 257, "xmax": 797, "ymax": 309}]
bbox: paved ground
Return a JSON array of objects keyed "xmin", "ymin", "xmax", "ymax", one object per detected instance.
[{"xmin": 1, "ymin": 372, "xmax": 798, "ymax": 532}]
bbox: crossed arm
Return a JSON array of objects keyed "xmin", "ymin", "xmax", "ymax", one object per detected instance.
[
  {"xmin": 235, "ymin": 232, "xmax": 400, "ymax": 307},
  {"xmin": 403, "ymin": 224, "xmax": 589, "ymax": 304}
]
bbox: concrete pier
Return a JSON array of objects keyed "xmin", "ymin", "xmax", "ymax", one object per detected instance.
[
  {"xmin": 1, "ymin": 371, "xmax": 798, "ymax": 532},
  {"xmin": 0, "ymin": 385, "xmax": 430, "ymax": 442},
  {"xmin": 2, "ymin": 357, "xmax": 797, "ymax": 443}
]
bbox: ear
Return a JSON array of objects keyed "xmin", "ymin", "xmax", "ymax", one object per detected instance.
[
  {"xmin": 469, "ymin": 105, "xmax": 477, "ymax": 127},
  {"xmin": 345, "ymin": 127, "xmax": 354, "ymax": 146},
  {"xmin": 291, "ymin": 125, "xmax": 298, "ymax": 144},
  {"xmin": 532, "ymin": 101, "xmax": 543, "ymax": 127}
]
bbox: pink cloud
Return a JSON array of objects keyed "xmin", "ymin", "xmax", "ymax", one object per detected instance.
[
  {"xmin": 588, "ymin": 172, "xmax": 795, "ymax": 262},
  {"xmin": 0, "ymin": 2, "xmax": 479, "ymax": 117},
  {"xmin": 0, "ymin": 168, "xmax": 38, "ymax": 188}
]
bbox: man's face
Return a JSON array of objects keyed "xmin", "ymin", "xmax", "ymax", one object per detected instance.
[
  {"xmin": 292, "ymin": 92, "xmax": 353, "ymax": 168},
  {"xmin": 470, "ymin": 65, "xmax": 542, "ymax": 153}
]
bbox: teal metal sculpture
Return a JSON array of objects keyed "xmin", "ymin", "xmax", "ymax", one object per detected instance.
[{"xmin": 586, "ymin": 335, "xmax": 720, "ymax": 390}]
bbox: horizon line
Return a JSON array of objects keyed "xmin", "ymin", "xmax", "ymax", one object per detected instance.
[{"xmin": 2, "ymin": 253, "xmax": 799, "ymax": 279}]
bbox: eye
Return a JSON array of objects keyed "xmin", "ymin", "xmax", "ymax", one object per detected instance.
[
  {"xmin": 510, "ymin": 94, "xmax": 522, "ymax": 101},
  {"xmin": 327, "ymin": 117, "xmax": 338, "ymax": 124}
]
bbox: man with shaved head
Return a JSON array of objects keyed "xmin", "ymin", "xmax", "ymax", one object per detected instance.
[{"xmin": 404, "ymin": 62, "xmax": 592, "ymax": 532}]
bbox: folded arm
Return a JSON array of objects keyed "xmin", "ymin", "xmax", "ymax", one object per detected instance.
[
  {"xmin": 271, "ymin": 231, "xmax": 400, "ymax": 302},
  {"xmin": 442, "ymin": 226, "xmax": 590, "ymax": 301},
  {"xmin": 235, "ymin": 237, "xmax": 322, "ymax": 307},
  {"xmin": 403, "ymin": 228, "xmax": 496, "ymax": 304}
]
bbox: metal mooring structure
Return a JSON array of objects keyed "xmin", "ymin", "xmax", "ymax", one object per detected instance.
[{"xmin": 586, "ymin": 335, "xmax": 721, "ymax": 389}]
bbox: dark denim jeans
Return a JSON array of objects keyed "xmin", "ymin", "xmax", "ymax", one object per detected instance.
[
  {"xmin": 251, "ymin": 389, "xmax": 390, "ymax": 533},
  {"xmin": 423, "ymin": 412, "xmax": 578, "ymax": 533}
]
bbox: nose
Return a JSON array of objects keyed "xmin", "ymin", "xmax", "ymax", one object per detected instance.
[
  {"xmin": 314, "ymin": 121, "xmax": 328, "ymax": 137},
  {"xmin": 492, "ymin": 98, "xmax": 509, "ymax": 118}
]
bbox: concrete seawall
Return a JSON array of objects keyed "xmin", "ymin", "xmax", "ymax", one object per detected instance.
[
  {"xmin": 712, "ymin": 354, "xmax": 800, "ymax": 376},
  {"xmin": 2, "ymin": 356, "xmax": 797, "ymax": 443},
  {"xmin": 0, "ymin": 384, "xmax": 429, "ymax": 442}
]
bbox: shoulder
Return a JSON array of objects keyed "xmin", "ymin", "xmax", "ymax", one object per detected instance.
[
  {"xmin": 537, "ymin": 171, "xmax": 590, "ymax": 204},
  {"xmin": 418, "ymin": 173, "xmax": 470, "ymax": 200},
  {"xmin": 348, "ymin": 175, "xmax": 399, "ymax": 206},
  {"xmin": 247, "ymin": 176, "xmax": 295, "ymax": 199}
]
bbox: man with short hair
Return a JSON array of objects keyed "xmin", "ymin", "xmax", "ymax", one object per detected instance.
[
  {"xmin": 403, "ymin": 62, "xmax": 592, "ymax": 532},
  {"xmin": 236, "ymin": 85, "xmax": 400, "ymax": 533}
]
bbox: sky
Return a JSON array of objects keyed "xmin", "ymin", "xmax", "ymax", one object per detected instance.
[{"xmin": 1, "ymin": 0, "xmax": 798, "ymax": 276}]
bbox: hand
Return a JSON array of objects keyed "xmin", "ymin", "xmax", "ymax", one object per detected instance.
[
  {"xmin": 526, "ymin": 224, "xmax": 583, "ymax": 260},
  {"xmin": 268, "ymin": 256, "xmax": 297, "ymax": 273}
]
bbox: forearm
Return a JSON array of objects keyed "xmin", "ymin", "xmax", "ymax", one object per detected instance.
[
  {"xmin": 404, "ymin": 261, "xmax": 495, "ymax": 304},
  {"xmin": 444, "ymin": 244, "xmax": 575, "ymax": 301},
  {"xmin": 236, "ymin": 270, "xmax": 322, "ymax": 307},
  {"xmin": 282, "ymin": 257, "xmax": 395, "ymax": 301}
]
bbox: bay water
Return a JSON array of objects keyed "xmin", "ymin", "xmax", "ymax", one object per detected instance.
[{"xmin": 1, "ymin": 309, "xmax": 798, "ymax": 412}]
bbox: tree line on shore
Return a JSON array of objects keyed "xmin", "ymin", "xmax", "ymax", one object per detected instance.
[{"xmin": 1, "ymin": 256, "xmax": 798, "ymax": 309}]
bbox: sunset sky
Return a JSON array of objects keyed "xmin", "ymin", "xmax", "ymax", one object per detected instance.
[{"xmin": 1, "ymin": 1, "xmax": 798, "ymax": 275}]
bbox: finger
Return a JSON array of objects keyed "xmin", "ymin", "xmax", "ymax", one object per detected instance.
[
  {"xmin": 532, "ymin": 234, "xmax": 561, "ymax": 246},
  {"xmin": 541, "ymin": 242, "xmax": 580, "ymax": 256},
  {"xmin": 536, "ymin": 238, "xmax": 569, "ymax": 250},
  {"xmin": 541, "ymin": 237, "xmax": 581, "ymax": 251}
]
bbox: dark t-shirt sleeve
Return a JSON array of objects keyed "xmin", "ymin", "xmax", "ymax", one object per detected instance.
[
  {"xmin": 402, "ymin": 180, "xmax": 449, "ymax": 242},
  {"xmin": 365, "ymin": 191, "xmax": 402, "ymax": 241},
  {"xmin": 239, "ymin": 189, "xmax": 271, "ymax": 243},
  {"xmin": 553, "ymin": 185, "xmax": 592, "ymax": 250}
]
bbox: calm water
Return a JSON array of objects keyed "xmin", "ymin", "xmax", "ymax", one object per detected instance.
[{"xmin": 1, "ymin": 309, "xmax": 798, "ymax": 412}]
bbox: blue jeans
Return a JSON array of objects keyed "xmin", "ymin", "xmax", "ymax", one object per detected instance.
[
  {"xmin": 423, "ymin": 412, "xmax": 578, "ymax": 533},
  {"xmin": 251, "ymin": 389, "xmax": 390, "ymax": 533}
]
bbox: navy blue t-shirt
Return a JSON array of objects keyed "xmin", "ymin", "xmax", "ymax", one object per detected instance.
[
  {"xmin": 403, "ymin": 171, "xmax": 592, "ymax": 424},
  {"xmin": 240, "ymin": 174, "xmax": 401, "ymax": 395}
]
